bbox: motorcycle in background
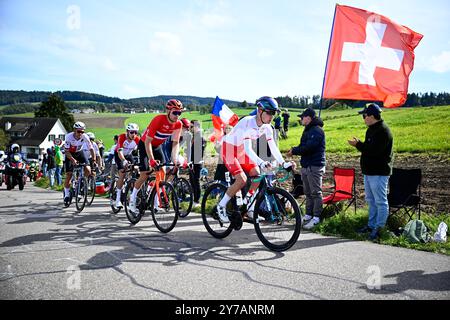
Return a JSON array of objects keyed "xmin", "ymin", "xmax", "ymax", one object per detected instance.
[
  {"xmin": 0, "ymin": 161, "xmax": 5, "ymax": 187},
  {"xmin": 28, "ymin": 160, "xmax": 38, "ymax": 182},
  {"xmin": 5, "ymin": 153, "xmax": 26, "ymax": 190}
]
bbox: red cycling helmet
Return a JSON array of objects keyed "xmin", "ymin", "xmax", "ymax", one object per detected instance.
[
  {"xmin": 166, "ymin": 99, "xmax": 184, "ymax": 111},
  {"xmin": 180, "ymin": 118, "xmax": 191, "ymax": 129}
]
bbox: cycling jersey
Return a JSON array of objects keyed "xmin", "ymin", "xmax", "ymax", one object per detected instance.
[
  {"xmin": 115, "ymin": 133, "xmax": 140, "ymax": 156},
  {"xmin": 221, "ymin": 115, "xmax": 285, "ymax": 176},
  {"xmin": 64, "ymin": 132, "xmax": 93, "ymax": 154},
  {"xmin": 141, "ymin": 115, "xmax": 182, "ymax": 147},
  {"xmin": 83, "ymin": 141, "xmax": 100, "ymax": 160}
]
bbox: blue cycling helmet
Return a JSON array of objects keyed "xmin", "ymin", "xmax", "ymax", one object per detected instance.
[
  {"xmin": 200, "ymin": 167, "xmax": 208, "ymax": 177},
  {"xmin": 256, "ymin": 96, "xmax": 280, "ymax": 112}
]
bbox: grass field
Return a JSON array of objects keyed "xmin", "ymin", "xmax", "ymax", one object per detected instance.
[{"xmin": 3, "ymin": 106, "xmax": 450, "ymax": 153}]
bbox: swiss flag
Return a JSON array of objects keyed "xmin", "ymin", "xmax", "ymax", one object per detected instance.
[{"xmin": 323, "ymin": 5, "xmax": 423, "ymax": 108}]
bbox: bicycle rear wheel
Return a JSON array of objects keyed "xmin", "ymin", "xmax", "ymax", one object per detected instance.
[
  {"xmin": 174, "ymin": 177, "xmax": 193, "ymax": 218},
  {"xmin": 254, "ymin": 187, "xmax": 302, "ymax": 252},
  {"xmin": 75, "ymin": 177, "xmax": 88, "ymax": 212},
  {"xmin": 86, "ymin": 175, "xmax": 96, "ymax": 206},
  {"xmin": 201, "ymin": 182, "xmax": 234, "ymax": 239},
  {"xmin": 150, "ymin": 181, "xmax": 179, "ymax": 233}
]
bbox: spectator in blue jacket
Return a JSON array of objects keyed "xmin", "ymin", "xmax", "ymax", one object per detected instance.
[{"xmin": 287, "ymin": 108, "xmax": 326, "ymax": 230}]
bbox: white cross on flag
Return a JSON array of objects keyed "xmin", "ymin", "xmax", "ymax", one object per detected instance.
[{"xmin": 323, "ymin": 5, "xmax": 423, "ymax": 107}]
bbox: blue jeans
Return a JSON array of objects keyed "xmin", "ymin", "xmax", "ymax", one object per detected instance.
[
  {"xmin": 55, "ymin": 165, "xmax": 63, "ymax": 185},
  {"xmin": 364, "ymin": 175, "xmax": 390, "ymax": 230},
  {"xmin": 48, "ymin": 168, "xmax": 56, "ymax": 187}
]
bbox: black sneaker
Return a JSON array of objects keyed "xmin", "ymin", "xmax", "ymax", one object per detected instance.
[
  {"xmin": 356, "ymin": 226, "xmax": 372, "ymax": 234},
  {"xmin": 64, "ymin": 196, "xmax": 71, "ymax": 206}
]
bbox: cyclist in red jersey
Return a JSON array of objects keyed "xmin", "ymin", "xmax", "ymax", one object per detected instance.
[{"xmin": 128, "ymin": 99, "xmax": 184, "ymax": 214}]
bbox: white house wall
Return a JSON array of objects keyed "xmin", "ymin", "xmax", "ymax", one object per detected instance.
[{"xmin": 38, "ymin": 120, "xmax": 67, "ymax": 155}]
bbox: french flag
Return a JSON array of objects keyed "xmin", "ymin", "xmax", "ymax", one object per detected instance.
[{"xmin": 211, "ymin": 96, "xmax": 239, "ymax": 141}]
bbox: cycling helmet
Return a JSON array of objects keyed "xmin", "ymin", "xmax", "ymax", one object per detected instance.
[
  {"xmin": 200, "ymin": 167, "xmax": 208, "ymax": 177},
  {"xmin": 86, "ymin": 132, "xmax": 95, "ymax": 140},
  {"xmin": 166, "ymin": 99, "xmax": 184, "ymax": 111},
  {"xmin": 11, "ymin": 143, "xmax": 20, "ymax": 153},
  {"xmin": 255, "ymin": 96, "xmax": 280, "ymax": 112},
  {"xmin": 126, "ymin": 123, "xmax": 139, "ymax": 131},
  {"xmin": 180, "ymin": 118, "xmax": 191, "ymax": 129},
  {"xmin": 0, "ymin": 150, "xmax": 4, "ymax": 156},
  {"xmin": 73, "ymin": 121, "xmax": 86, "ymax": 130}
]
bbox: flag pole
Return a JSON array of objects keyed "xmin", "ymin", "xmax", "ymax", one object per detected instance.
[{"xmin": 319, "ymin": 3, "xmax": 338, "ymax": 118}]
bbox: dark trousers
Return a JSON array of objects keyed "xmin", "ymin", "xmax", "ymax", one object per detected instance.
[{"xmin": 189, "ymin": 164, "xmax": 202, "ymax": 203}]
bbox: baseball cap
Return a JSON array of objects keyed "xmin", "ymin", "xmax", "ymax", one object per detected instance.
[
  {"xmin": 298, "ymin": 108, "xmax": 316, "ymax": 118},
  {"xmin": 358, "ymin": 103, "xmax": 382, "ymax": 116}
]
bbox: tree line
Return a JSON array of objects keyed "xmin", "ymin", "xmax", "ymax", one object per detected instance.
[{"xmin": 273, "ymin": 92, "xmax": 450, "ymax": 109}]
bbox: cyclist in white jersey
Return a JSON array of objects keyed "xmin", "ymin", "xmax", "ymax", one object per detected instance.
[
  {"xmin": 217, "ymin": 96, "xmax": 296, "ymax": 223},
  {"xmin": 85, "ymin": 132, "xmax": 102, "ymax": 170},
  {"xmin": 113, "ymin": 123, "xmax": 140, "ymax": 209},
  {"xmin": 63, "ymin": 122, "xmax": 96, "ymax": 205}
]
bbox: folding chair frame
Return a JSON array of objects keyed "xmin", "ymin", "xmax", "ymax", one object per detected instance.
[{"xmin": 388, "ymin": 172, "xmax": 422, "ymax": 221}]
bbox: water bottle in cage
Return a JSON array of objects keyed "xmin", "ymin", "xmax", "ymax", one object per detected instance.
[
  {"xmin": 225, "ymin": 172, "xmax": 231, "ymax": 183},
  {"xmin": 236, "ymin": 190, "xmax": 243, "ymax": 206}
]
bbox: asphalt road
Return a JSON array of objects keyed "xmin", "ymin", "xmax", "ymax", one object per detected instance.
[{"xmin": 0, "ymin": 185, "xmax": 449, "ymax": 300}]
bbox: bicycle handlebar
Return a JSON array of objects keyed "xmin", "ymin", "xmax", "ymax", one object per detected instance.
[{"xmin": 252, "ymin": 166, "xmax": 291, "ymax": 183}]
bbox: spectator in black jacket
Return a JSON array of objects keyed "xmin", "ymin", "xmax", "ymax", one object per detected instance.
[
  {"xmin": 46, "ymin": 147, "xmax": 56, "ymax": 188},
  {"xmin": 348, "ymin": 103, "xmax": 393, "ymax": 241},
  {"xmin": 189, "ymin": 120, "xmax": 206, "ymax": 206},
  {"xmin": 287, "ymin": 108, "xmax": 326, "ymax": 230}
]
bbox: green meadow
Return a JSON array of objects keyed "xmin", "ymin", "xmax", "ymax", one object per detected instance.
[{"xmin": 4, "ymin": 106, "xmax": 450, "ymax": 153}]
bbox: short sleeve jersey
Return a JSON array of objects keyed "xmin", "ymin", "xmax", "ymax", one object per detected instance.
[
  {"xmin": 222, "ymin": 116, "xmax": 274, "ymax": 146},
  {"xmin": 64, "ymin": 132, "xmax": 93, "ymax": 153},
  {"xmin": 141, "ymin": 115, "xmax": 182, "ymax": 147},
  {"xmin": 115, "ymin": 133, "xmax": 140, "ymax": 156}
]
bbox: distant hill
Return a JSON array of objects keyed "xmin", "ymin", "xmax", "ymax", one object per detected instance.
[
  {"xmin": 129, "ymin": 95, "xmax": 240, "ymax": 107},
  {"xmin": 0, "ymin": 90, "xmax": 240, "ymax": 107}
]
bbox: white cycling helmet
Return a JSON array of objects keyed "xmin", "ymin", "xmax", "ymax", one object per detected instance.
[
  {"xmin": 126, "ymin": 123, "xmax": 139, "ymax": 131},
  {"xmin": 73, "ymin": 121, "xmax": 86, "ymax": 130},
  {"xmin": 11, "ymin": 144, "xmax": 20, "ymax": 152},
  {"xmin": 86, "ymin": 132, "xmax": 95, "ymax": 140}
]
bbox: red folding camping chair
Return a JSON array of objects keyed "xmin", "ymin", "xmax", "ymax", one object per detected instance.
[{"xmin": 322, "ymin": 167, "xmax": 357, "ymax": 214}]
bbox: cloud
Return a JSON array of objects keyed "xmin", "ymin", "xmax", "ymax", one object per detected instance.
[
  {"xmin": 429, "ymin": 51, "xmax": 450, "ymax": 73},
  {"xmin": 51, "ymin": 35, "xmax": 95, "ymax": 52},
  {"xmin": 103, "ymin": 58, "xmax": 118, "ymax": 71},
  {"xmin": 200, "ymin": 13, "xmax": 230, "ymax": 28},
  {"xmin": 123, "ymin": 84, "xmax": 141, "ymax": 96},
  {"xmin": 257, "ymin": 48, "xmax": 274, "ymax": 58},
  {"xmin": 149, "ymin": 32, "xmax": 182, "ymax": 57}
]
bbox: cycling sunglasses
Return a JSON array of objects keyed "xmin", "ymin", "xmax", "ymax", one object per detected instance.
[
  {"xmin": 264, "ymin": 110, "xmax": 277, "ymax": 116},
  {"xmin": 76, "ymin": 130, "xmax": 85, "ymax": 134},
  {"xmin": 171, "ymin": 111, "xmax": 182, "ymax": 116},
  {"xmin": 128, "ymin": 131, "xmax": 138, "ymax": 134}
]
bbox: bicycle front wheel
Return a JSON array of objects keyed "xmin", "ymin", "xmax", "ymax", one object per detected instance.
[
  {"xmin": 201, "ymin": 182, "xmax": 234, "ymax": 239},
  {"xmin": 150, "ymin": 181, "xmax": 179, "ymax": 233},
  {"xmin": 174, "ymin": 177, "xmax": 193, "ymax": 218},
  {"xmin": 75, "ymin": 177, "xmax": 88, "ymax": 212},
  {"xmin": 254, "ymin": 187, "xmax": 302, "ymax": 252},
  {"xmin": 124, "ymin": 180, "xmax": 144, "ymax": 225},
  {"xmin": 86, "ymin": 175, "xmax": 96, "ymax": 206},
  {"xmin": 109, "ymin": 179, "xmax": 121, "ymax": 214}
]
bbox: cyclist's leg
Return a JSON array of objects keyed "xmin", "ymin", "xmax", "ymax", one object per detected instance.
[
  {"xmin": 219, "ymin": 142, "xmax": 250, "ymax": 208},
  {"xmin": 64, "ymin": 162, "xmax": 73, "ymax": 200}
]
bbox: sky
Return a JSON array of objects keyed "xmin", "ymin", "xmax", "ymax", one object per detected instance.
[{"xmin": 0, "ymin": 0, "xmax": 449, "ymax": 102}]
